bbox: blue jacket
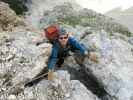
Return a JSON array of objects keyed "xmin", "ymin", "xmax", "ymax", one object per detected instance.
[{"xmin": 48, "ymin": 37, "xmax": 86, "ymax": 69}]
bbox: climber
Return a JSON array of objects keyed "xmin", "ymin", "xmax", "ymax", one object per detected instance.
[
  {"xmin": 24, "ymin": 25, "xmax": 99, "ymax": 87},
  {"xmin": 46, "ymin": 26, "xmax": 98, "ymax": 80}
]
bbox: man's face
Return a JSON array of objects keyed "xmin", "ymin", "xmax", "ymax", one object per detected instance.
[{"xmin": 58, "ymin": 34, "xmax": 68, "ymax": 46}]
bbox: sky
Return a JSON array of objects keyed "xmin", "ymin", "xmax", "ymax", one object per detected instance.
[{"xmin": 76, "ymin": 0, "xmax": 133, "ymax": 13}]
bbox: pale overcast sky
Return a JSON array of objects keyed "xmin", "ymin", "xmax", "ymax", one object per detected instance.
[{"xmin": 76, "ymin": 0, "xmax": 133, "ymax": 13}]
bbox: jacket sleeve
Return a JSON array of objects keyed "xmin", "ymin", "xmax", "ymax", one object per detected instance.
[
  {"xmin": 69, "ymin": 37, "xmax": 86, "ymax": 55},
  {"xmin": 47, "ymin": 44, "xmax": 58, "ymax": 70}
]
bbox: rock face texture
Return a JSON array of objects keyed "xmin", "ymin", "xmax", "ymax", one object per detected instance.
[
  {"xmin": 0, "ymin": 31, "xmax": 99, "ymax": 100},
  {"xmin": 0, "ymin": 30, "xmax": 98, "ymax": 100},
  {"xmin": 0, "ymin": 31, "xmax": 49, "ymax": 99},
  {"xmin": 1, "ymin": 1, "xmax": 133, "ymax": 100},
  {"xmin": 0, "ymin": 2, "xmax": 25, "ymax": 32},
  {"xmin": 1, "ymin": 0, "xmax": 28, "ymax": 15},
  {"xmin": 77, "ymin": 30, "xmax": 133, "ymax": 100},
  {"xmin": 1, "ymin": 27, "xmax": 133, "ymax": 100}
]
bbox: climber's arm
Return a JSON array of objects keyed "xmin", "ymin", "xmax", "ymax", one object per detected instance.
[
  {"xmin": 47, "ymin": 44, "xmax": 58, "ymax": 80},
  {"xmin": 47, "ymin": 45, "xmax": 58, "ymax": 70},
  {"xmin": 69, "ymin": 37, "xmax": 87, "ymax": 55},
  {"xmin": 69, "ymin": 37, "xmax": 99, "ymax": 63}
]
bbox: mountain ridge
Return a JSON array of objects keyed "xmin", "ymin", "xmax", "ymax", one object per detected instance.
[{"xmin": 105, "ymin": 6, "xmax": 133, "ymax": 33}]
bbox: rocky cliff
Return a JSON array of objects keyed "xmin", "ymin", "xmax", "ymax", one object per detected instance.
[
  {"xmin": 0, "ymin": 2, "xmax": 25, "ymax": 32},
  {"xmin": 1, "ymin": 1, "xmax": 133, "ymax": 100},
  {"xmin": 105, "ymin": 7, "xmax": 133, "ymax": 33}
]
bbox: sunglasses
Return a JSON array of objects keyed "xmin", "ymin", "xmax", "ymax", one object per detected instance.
[{"xmin": 59, "ymin": 36, "xmax": 68, "ymax": 40}]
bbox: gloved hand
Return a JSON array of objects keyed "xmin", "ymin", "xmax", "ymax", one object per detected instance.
[
  {"xmin": 89, "ymin": 52, "xmax": 99, "ymax": 63},
  {"xmin": 48, "ymin": 69, "xmax": 54, "ymax": 81}
]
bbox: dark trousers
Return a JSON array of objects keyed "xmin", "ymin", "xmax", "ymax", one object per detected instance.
[{"xmin": 56, "ymin": 58, "xmax": 65, "ymax": 68}]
